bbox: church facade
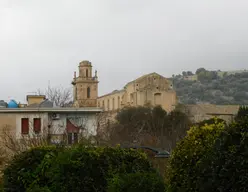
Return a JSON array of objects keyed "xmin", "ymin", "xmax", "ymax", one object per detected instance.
[
  {"xmin": 97, "ymin": 72, "xmax": 177, "ymax": 112},
  {"xmin": 72, "ymin": 60, "xmax": 177, "ymax": 113}
]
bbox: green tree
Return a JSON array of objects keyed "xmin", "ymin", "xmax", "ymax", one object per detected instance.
[
  {"xmin": 187, "ymin": 71, "xmax": 194, "ymax": 76},
  {"xmin": 166, "ymin": 118, "xmax": 225, "ymax": 192},
  {"xmin": 195, "ymin": 68, "xmax": 206, "ymax": 75},
  {"xmin": 182, "ymin": 71, "xmax": 187, "ymax": 76},
  {"xmin": 195, "ymin": 117, "xmax": 248, "ymax": 192},
  {"xmin": 46, "ymin": 146, "xmax": 155, "ymax": 192},
  {"xmin": 107, "ymin": 172, "xmax": 166, "ymax": 192},
  {"xmin": 111, "ymin": 106, "xmax": 191, "ymax": 151},
  {"xmin": 235, "ymin": 105, "xmax": 248, "ymax": 121}
]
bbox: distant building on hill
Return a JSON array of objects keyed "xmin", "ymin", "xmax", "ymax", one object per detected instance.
[
  {"xmin": 217, "ymin": 69, "xmax": 247, "ymax": 78},
  {"xmin": 180, "ymin": 104, "xmax": 240, "ymax": 123},
  {"xmin": 183, "ymin": 75, "xmax": 198, "ymax": 81}
]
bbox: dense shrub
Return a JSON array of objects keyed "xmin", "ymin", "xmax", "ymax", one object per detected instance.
[
  {"xmin": 3, "ymin": 145, "xmax": 156, "ymax": 192},
  {"xmin": 3, "ymin": 146, "xmax": 60, "ymax": 192},
  {"xmin": 196, "ymin": 117, "xmax": 226, "ymax": 127},
  {"xmin": 195, "ymin": 117, "xmax": 248, "ymax": 192},
  {"xmin": 107, "ymin": 172, "xmax": 166, "ymax": 192},
  {"xmin": 26, "ymin": 185, "xmax": 51, "ymax": 192},
  {"xmin": 45, "ymin": 145, "xmax": 156, "ymax": 192},
  {"xmin": 235, "ymin": 105, "xmax": 248, "ymax": 121},
  {"xmin": 110, "ymin": 105, "xmax": 190, "ymax": 151},
  {"xmin": 166, "ymin": 118, "xmax": 225, "ymax": 192}
]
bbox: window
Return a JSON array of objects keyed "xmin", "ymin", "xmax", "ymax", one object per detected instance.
[
  {"xmin": 21, "ymin": 118, "xmax": 29, "ymax": 134},
  {"xmin": 74, "ymin": 133, "xmax": 78, "ymax": 143},
  {"xmin": 118, "ymin": 96, "xmax": 120, "ymax": 109},
  {"xmin": 33, "ymin": 118, "xmax": 41, "ymax": 133},
  {"xmin": 130, "ymin": 93, "xmax": 134, "ymax": 103},
  {"xmin": 87, "ymin": 87, "xmax": 90, "ymax": 98},
  {"xmin": 68, "ymin": 133, "xmax": 72, "ymax": 144},
  {"xmin": 86, "ymin": 69, "xmax": 88, "ymax": 77},
  {"xmin": 68, "ymin": 133, "xmax": 78, "ymax": 145},
  {"xmin": 112, "ymin": 98, "xmax": 115, "ymax": 110}
]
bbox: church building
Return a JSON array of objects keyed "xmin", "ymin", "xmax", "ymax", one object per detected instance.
[
  {"xmin": 72, "ymin": 60, "xmax": 177, "ymax": 113},
  {"xmin": 97, "ymin": 72, "xmax": 177, "ymax": 113}
]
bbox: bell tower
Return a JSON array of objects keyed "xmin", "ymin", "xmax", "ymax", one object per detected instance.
[{"xmin": 72, "ymin": 60, "xmax": 99, "ymax": 107}]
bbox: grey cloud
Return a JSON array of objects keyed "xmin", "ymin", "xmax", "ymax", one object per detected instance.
[{"xmin": 1, "ymin": 0, "xmax": 248, "ymax": 103}]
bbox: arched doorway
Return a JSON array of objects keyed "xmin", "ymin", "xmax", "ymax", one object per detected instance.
[{"xmin": 154, "ymin": 93, "xmax": 162, "ymax": 106}]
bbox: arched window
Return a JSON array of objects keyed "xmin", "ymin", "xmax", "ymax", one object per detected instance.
[
  {"xmin": 112, "ymin": 98, "xmax": 115, "ymax": 110},
  {"xmin": 86, "ymin": 69, "xmax": 88, "ymax": 77},
  {"xmin": 118, "ymin": 96, "xmax": 120, "ymax": 109},
  {"xmin": 87, "ymin": 87, "xmax": 90, "ymax": 98},
  {"xmin": 107, "ymin": 99, "xmax": 110, "ymax": 110}
]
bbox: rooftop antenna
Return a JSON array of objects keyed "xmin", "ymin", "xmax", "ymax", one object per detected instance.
[
  {"xmin": 48, "ymin": 80, "xmax": 50, "ymax": 88},
  {"xmin": 27, "ymin": 91, "xmax": 37, "ymax": 95}
]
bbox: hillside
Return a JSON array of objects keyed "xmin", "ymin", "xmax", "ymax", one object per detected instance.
[{"xmin": 172, "ymin": 68, "xmax": 248, "ymax": 105}]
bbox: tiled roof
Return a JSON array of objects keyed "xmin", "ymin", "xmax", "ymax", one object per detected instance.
[
  {"xmin": 26, "ymin": 99, "xmax": 53, "ymax": 108},
  {"xmin": 124, "ymin": 72, "xmax": 166, "ymax": 87},
  {"xmin": 98, "ymin": 89, "xmax": 125, "ymax": 99}
]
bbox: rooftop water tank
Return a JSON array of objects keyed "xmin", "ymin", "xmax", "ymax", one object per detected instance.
[
  {"xmin": 8, "ymin": 100, "xmax": 18, "ymax": 108},
  {"xmin": 0, "ymin": 100, "xmax": 7, "ymax": 108}
]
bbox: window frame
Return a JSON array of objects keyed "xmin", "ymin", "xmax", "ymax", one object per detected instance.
[
  {"xmin": 33, "ymin": 118, "xmax": 41, "ymax": 134},
  {"xmin": 87, "ymin": 87, "xmax": 91, "ymax": 98},
  {"xmin": 21, "ymin": 118, "xmax": 29, "ymax": 135}
]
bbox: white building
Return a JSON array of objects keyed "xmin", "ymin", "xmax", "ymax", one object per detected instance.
[{"xmin": 0, "ymin": 107, "xmax": 102, "ymax": 145}]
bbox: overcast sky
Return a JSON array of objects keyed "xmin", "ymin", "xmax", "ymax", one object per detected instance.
[{"xmin": 1, "ymin": 0, "xmax": 248, "ymax": 103}]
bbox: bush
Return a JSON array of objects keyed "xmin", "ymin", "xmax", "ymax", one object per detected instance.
[
  {"xmin": 196, "ymin": 117, "xmax": 226, "ymax": 127},
  {"xmin": 195, "ymin": 117, "xmax": 248, "ymax": 192},
  {"xmin": 4, "ymin": 145, "xmax": 157, "ymax": 192},
  {"xmin": 235, "ymin": 105, "xmax": 248, "ymax": 121},
  {"xmin": 3, "ymin": 146, "xmax": 60, "ymax": 192},
  {"xmin": 107, "ymin": 172, "xmax": 166, "ymax": 192},
  {"xmin": 26, "ymin": 185, "xmax": 51, "ymax": 192},
  {"xmin": 166, "ymin": 118, "xmax": 225, "ymax": 192},
  {"xmin": 45, "ymin": 145, "xmax": 156, "ymax": 192}
]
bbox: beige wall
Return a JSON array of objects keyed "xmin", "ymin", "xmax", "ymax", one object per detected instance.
[
  {"xmin": 161, "ymin": 91, "xmax": 177, "ymax": 112},
  {"xmin": 97, "ymin": 90, "xmax": 125, "ymax": 111},
  {"xmin": 183, "ymin": 104, "xmax": 239, "ymax": 124},
  {"xmin": 15, "ymin": 112, "xmax": 49, "ymax": 139},
  {"xmin": 0, "ymin": 113, "xmax": 16, "ymax": 135},
  {"xmin": 0, "ymin": 111, "xmax": 99, "ymax": 142},
  {"xmin": 183, "ymin": 75, "xmax": 198, "ymax": 81},
  {"xmin": 0, "ymin": 112, "xmax": 49, "ymax": 140},
  {"xmin": 27, "ymin": 96, "xmax": 45, "ymax": 105}
]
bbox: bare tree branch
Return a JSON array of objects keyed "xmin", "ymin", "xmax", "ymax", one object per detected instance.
[{"xmin": 38, "ymin": 85, "xmax": 72, "ymax": 107}]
